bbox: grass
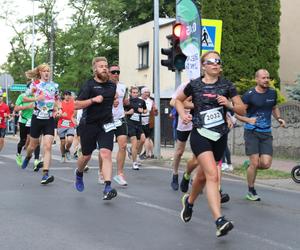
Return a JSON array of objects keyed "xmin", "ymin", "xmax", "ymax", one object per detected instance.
[{"xmin": 233, "ymin": 165, "xmax": 291, "ymax": 179}]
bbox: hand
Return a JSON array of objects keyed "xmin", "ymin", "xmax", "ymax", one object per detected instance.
[
  {"xmin": 216, "ymin": 95, "xmax": 229, "ymax": 107},
  {"xmin": 123, "ymin": 98, "xmax": 130, "ymax": 106},
  {"xmin": 29, "ymin": 103, "xmax": 35, "ymax": 109},
  {"xmin": 137, "ymin": 107, "xmax": 143, "ymax": 113},
  {"xmin": 278, "ymin": 118, "xmax": 286, "ymax": 128},
  {"xmin": 36, "ymin": 94, "xmax": 45, "ymax": 102},
  {"xmin": 126, "ymin": 109, "xmax": 134, "ymax": 115},
  {"xmin": 182, "ymin": 113, "xmax": 192, "ymax": 124},
  {"xmin": 91, "ymin": 95, "xmax": 103, "ymax": 103},
  {"xmin": 248, "ymin": 117, "xmax": 256, "ymax": 125}
]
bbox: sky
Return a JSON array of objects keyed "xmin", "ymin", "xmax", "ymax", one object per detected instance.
[{"xmin": 0, "ymin": 0, "xmax": 72, "ymax": 66}]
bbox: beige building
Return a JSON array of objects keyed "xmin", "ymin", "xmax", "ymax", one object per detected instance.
[
  {"xmin": 119, "ymin": 18, "xmax": 189, "ymax": 98},
  {"xmin": 279, "ymin": 0, "xmax": 300, "ymax": 84},
  {"xmin": 119, "ymin": 2, "xmax": 300, "ymax": 96}
]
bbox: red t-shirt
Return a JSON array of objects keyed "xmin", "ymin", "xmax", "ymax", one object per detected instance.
[
  {"xmin": 57, "ymin": 99, "xmax": 75, "ymax": 128},
  {"xmin": 0, "ymin": 102, "xmax": 10, "ymax": 128}
]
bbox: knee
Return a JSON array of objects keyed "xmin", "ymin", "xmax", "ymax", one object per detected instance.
[
  {"xmin": 259, "ymin": 162, "xmax": 271, "ymax": 169},
  {"xmin": 100, "ymin": 149, "xmax": 112, "ymax": 160},
  {"xmin": 119, "ymin": 143, "xmax": 127, "ymax": 152},
  {"xmin": 205, "ymin": 172, "xmax": 219, "ymax": 183}
]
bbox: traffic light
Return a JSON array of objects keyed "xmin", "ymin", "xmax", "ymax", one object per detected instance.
[
  {"xmin": 172, "ymin": 23, "xmax": 187, "ymax": 71},
  {"xmin": 161, "ymin": 47, "xmax": 174, "ymax": 71}
]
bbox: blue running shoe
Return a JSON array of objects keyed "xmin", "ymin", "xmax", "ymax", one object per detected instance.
[
  {"xmin": 103, "ymin": 187, "xmax": 117, "ymax": 200},
  {"xmin": 41, "ymin": 174, "xmax": 54, "ymax": 184},
  {"xmin": 75, "ymin": 170, "xmax": 84, "ymax": 192},
  {"xmin": 21, "ymin": 157, "xmax": 31, "ymax": 169}
]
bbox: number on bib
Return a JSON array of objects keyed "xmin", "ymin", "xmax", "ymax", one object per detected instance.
[{"xmin": 103, "ymin": 122, "xmax": 116, "ymax": 132}]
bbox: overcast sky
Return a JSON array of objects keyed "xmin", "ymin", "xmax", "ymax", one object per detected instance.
[{"xmin": 0, "ymin": 0, "xmax": 71, "ymax": 66}]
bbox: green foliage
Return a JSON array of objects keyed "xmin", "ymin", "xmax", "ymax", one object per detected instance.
[
  {"xmin": 199, "ymin": 0, "xmax": 281, "ymax": 84},
  {"xmin": 235, "ymin": 78, "xmax": 286, "ymax": 104},
  {"xmin": 286, "ymin": 75, "xmax": 300, "ymax": 102}
]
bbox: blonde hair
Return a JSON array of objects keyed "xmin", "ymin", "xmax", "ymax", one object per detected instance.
[
  {"xmin": 92, "ymin": 57, "xmax": 108, "ymax": 72},
  {"xmin": 25, "ymin": 63, "xmax": 50, "ymax": 80}
]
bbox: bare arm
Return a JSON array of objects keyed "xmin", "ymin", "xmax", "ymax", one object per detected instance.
[
  {"xmin": 175, "ymin": 91, "xmax": 192, "ymax": 124},
  {"xmin": 272, "ymin": 106, "xmax": 286, "ymax": 127},
  {"xmin": 75, "ymin": 95, "xmax": 103, "ymax": 110}
]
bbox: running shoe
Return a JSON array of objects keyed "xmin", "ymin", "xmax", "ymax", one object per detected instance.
[
  {"xmin": 132, "ymin": 162, "xmax": 139, "ymax": 170},
  {"xmin": 103, "ymin": 188, "xmax": 117, "ymax": 200},
  {"xmin": 220, "ymin": 190, "xmax": 230, "ymax": 203},
  {"xmin": 65, "ymin": 151, "xmax": 71, "ymax": 161},
  {"xmin": 60, "ymin": 155, "xmax": 66, "ymax": 163},
  {"xmin": 221, "ymin": 163, "xmax": 229, "ymax": 171},
  {"xmin": 180, "ymin": 172, "xmax": 190, "ymax": 193},
  {"xmin": 127, "ymin": 146, "xmax": 132, "ymax": 160},
  {"xmin": 73, "ymin": 152, "xmax": 78, "ymax": 160},
  {"xmin": 246, "ymin": 191, "xmax": 261, "ymax": 201},
  {"xmin": 171, "ymin": 174, "xmax": 179, "ymax": 191},
  {"xmin": 75, "ymin": 170, "xmax": 84, "ymax": 192},
  {"xmin": 216, "ymin": 216, "xmax": 234, "ymax": 237},
  {"xmin": 180, "ymin": 194, "xmax": 193, "ymax": 223},
  {"xmin": 227, "ymin": 164, "xmax": 234, "ymax": 171},
  {"xmin": 21, "ymin": 157, "xmax": 31, "ymax": 169},
  {"xmin": 16, "ymin": 153, "xmax": 22, "ymax": 167},
  {"xmin": 98, "ymin": 171, "xmax": 105, "ymax": 185},
  {"xmin": 33, "ymin": 160, "xmax": 43, "ymax": 172},
  {"xmin": 113, "ymin": 174, "xmax": 128, "ymax": 186},
  {"xmin": 41, "ymin": 173, "xmax": 54, "ymax": 185}
]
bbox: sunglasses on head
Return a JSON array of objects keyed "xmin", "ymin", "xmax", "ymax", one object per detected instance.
[
  {"xmin": 203, "ymin": 58, "xmax": 222, "ymax": 65},
  {"xmin": 110, "ymin": 70, "xmax": 120, "ymax": 75}
]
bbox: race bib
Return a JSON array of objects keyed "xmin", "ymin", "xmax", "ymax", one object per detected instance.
[
  {"xmin": 200, "ymin": 107, "xmax": 224, "ymax": 129},
  {"xmin": 130, "ymin": 113, "xmax": 140, "ymax": 122},
  {"xmin": 37, "ymin": 110, "xmax": 50, "ymax": 119},
  {"xmin": 61, "ymin": 119, "xmax": 71, "ymax": 127},
  {"xmin": 114, "ymin": 119, "xmax": 123, "ymax": 127},
  {"xmin": 103, "ymin": 122, "xmax": 116, "ymax": 132},
  {"xmin": 25, "ymin": 119, "xmax": 31, "ymax": 127}
]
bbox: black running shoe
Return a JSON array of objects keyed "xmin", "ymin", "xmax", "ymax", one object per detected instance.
[
  {"xmin": 180, "ymin": 194, "xmax": 193, "ymax": 223},
  {"xmin": 216, "ymin": 216, "xmax": 234, "ymax": 237},
  {"xmin": 171, "ymin": 174, "xmax": 179, "ymax": 191},
  {"xmin": 41, "ymin": 174, "xmax": 54, "ymax": 185},
  {"xmin": 180, "ymin": 172, "xmax": 190, "ymax": 193},
  {"xmin": 103, "ymin": 188, "xmax": 117, "ymax": 200},
  {"xmin": 220, "ymin": 190, "xmax": 230, "ymax": 203}
]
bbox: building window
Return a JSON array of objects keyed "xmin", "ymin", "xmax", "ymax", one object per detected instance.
[{"xmin": 138, "ymin": 42, "xmax": 149, "ymax": 69}]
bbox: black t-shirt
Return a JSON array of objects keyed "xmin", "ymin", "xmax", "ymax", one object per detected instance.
[
  {"xmin": 126, "ymin": 97, "xmax": 147, "ymax": 124},
  {"xmin": 184, "ymin": 76, "xmax": 238, "ymax": 135},
  {"xmin": 77, "ymin": 79, "xmax": 116, "ymax": 125}
]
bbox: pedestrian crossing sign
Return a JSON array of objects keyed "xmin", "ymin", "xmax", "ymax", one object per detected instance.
[{"xmin": 201, "ymin": 19, "xmax": 223, "ymax": 54}]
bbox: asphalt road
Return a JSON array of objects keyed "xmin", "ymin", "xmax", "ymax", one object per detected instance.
[{"xmin": 0, "ymin": 139, "xmax": 299, "ymax": 250}]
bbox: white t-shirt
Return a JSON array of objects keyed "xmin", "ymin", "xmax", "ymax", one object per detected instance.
[
  {"xmin": 113, "ymin": 82, "xmax": 127, "ymax": 120},
  {"xmin": 76, "ymin": 109, "xmax": 83, "ymax": 124},
  {"xmin": 140, "ymin": 97, "xmax": 154, "ymax": 125},
  {"xmin": 171, "ymin": 82, "xmax": 193, "ymax": 132}
]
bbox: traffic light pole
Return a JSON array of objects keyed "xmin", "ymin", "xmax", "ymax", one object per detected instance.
[
  {"xmin": 153, "ymin": 0, "xmax": 161, "ymax": 159},
  {"xmin": 175, "ymin": 70, "xmax": 181, "ymax": 89}
]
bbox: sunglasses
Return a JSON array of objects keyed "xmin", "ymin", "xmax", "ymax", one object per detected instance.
[
  {"xmin": 110, "ymin": 70, "xmax": 120, "ymax": 75},
  {"xmin": 203, "ymin": 58, "xmax": 222, "ymax": 65}
]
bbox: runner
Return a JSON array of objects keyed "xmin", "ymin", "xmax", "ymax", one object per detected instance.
[
  {"xmin": 57, "ymin": 90, "xmax": 76, "ymax": 163},
  {"xmin": 125, "ymin": 86, "xmax": 147, "ymax": 170},
  {"xmin": 74, "ymin": 56, "xmax": 117, "ymax": 200},
  {"xmin": 109, "ymin": 64, "xmax": 128, "ymax": 186},
  {"xmin": 21, "ymin": 63, "xmax": 59, "ymax": 185},
  {"xmin": 170, "ymin": 83, "xmax": 193, "ymax": 190},
  {"xmin": 176, "ymin": 51, "xmax": 246, "ymax": 237},
  {"xmin": 0, "ymin": 90, "xmax": 10, "ymax": 152},
  {"xmin": 14, "ymin": 86, "xmax": 43, "ymax": 171},
  {"xmin": 139, "ymin": 87, "xmax": 158, "ymax": 159},
  {"xmin": 236, "ymin": 69, "xmax": 286, "ymax": 201}
]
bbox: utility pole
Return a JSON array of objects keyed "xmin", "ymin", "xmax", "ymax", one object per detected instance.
[
  {"xmin": 153, "ymin": 0, "xmax": 161, "ymax": 159},
  {"xmin": 50, "ymin": 18, "xmax": 55, "ymax": 81}
]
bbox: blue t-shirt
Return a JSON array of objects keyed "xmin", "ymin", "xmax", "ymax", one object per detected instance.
[{"xmin": 242, "ymin": 87, "xmax": 277, "ymax": 132}]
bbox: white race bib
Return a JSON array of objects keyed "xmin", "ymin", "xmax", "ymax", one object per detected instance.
[
  {"xmin": 61, "ymin": 119, "xmax": 71, "ymax": 127},
  {"xmin": 130, "ymin": 113, "xmax": 140, "ymax": 122},
  {"xmin": 25, "ymin": 119, "xmax": 31, "ymax": 127},
  {"xmin": 200, "ymin": 107, "xmax": 224, "ymax": 129},
  {"xmin": 37, "ymin": 110, "xmax": 50, "ymax": 119},
  {"xmin": 103, "ymin": 122, "xmax": 116, "ymax": 132},
  {"xmin": 114, "ymin": 119, "xmax": 123, "ymax": 127}
]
